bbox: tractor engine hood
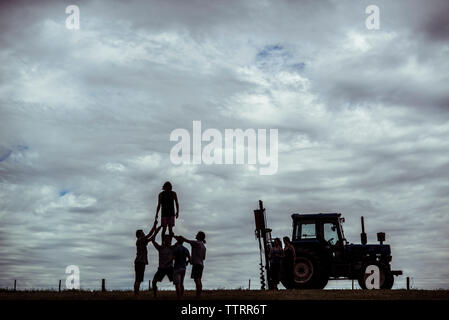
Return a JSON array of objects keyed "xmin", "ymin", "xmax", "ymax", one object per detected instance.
[{"xmin": 346, "ymin": 243, "xmax": 391, "ymax": 256}]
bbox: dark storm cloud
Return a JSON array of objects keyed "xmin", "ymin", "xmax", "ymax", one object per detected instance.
[
  {"xmin": 413, "ymin": 0, "xmax": 449, "ymax": 42},
  {"xmin": 0, "ymin": 0, "xmax": 448, "ymax": 290}
]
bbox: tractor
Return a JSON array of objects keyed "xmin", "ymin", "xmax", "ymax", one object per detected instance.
[{"xmin": 254, "ymin": 200, "xmax": 402, "ymax": 289}]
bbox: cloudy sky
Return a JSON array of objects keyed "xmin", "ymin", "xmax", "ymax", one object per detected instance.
[{"xmin": 1, "ymin": 0, "xmax": 449, "ymax": 290}]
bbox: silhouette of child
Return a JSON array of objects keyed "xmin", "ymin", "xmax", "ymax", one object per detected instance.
[
  {"xmin": 133, "ymin": 221, "xmax": 160, "ymax": 295},
  {"xmin": 155, "ymin": 181, "xmax": 179, "ymax": 241}
]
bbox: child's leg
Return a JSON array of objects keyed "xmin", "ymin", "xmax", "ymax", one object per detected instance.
[
  {"xmin": 161, "ymin": 226, "xmax": 167, "ymax": 241},
  {"xmin": 134, "ymin": 281, "xmax": 140, "ymax": 295},
  {"xmin": 152, "ymin": 278, "xmax": 158, "ymax": 297},
  {"xmin": 175, "ymin": 284, "xmax": 181, "ymax": 299},
  {"xmin": 178, "ymin": 272, "xmax": 185, "ymax": 298},
  {"xmin": 195, "ymin": 279, "xmax": 202, "ymax": 297},
  {"xmin": 168, "ymin": 216, "xmax": 175, "ymax": 236}
]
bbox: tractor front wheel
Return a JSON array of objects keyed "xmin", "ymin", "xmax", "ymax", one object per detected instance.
[{"xmin": 288, "ymin": 248, "xmax": 329, "ymax": 289}]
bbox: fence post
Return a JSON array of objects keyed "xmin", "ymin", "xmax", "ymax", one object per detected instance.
[
  {"xmin": 248, "ymin": 279, "xmax": 251, "ymax": 290},
  {"xmin": 352, "ymin": 279, "xmax": 354, "ymax": 290},
  {"xmin": 102, "ymin": 279, "xmax": 106, "ymax": 292},
  {"xmin": 149, "ymin": 280, "xmax": 151, "ymax": 291},
  {"xmin": 14, "ymin": 280, "xmax": 17, "ymax": 292},
  {"xmin": 406, "ymin": 277, "xmax": 410, "ymax": 290},
  {"xmin": 59, "ymin": 280, "xmax": 62, "ymax": 292}
]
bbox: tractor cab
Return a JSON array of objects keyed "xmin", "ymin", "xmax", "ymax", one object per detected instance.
[
  {"xmin": 291, "ymin": 213, "xmax": 349, "ymax": 277},
  {"xmin": 292, "ymin": 213, "xmax": 346, "ymax": 247}
]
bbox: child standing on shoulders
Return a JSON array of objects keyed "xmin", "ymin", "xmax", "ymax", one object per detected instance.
[{"xmin": 155, "ymin": 181, "xmax": 179, "ymax": 241}]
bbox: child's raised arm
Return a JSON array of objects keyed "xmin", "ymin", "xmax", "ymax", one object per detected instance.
[
  {"xmin": 150, "ymin": 227, "xmax": 162, "ymax": 245},
  {"xmin": 179, "ymin": 235, "xmax": 194, "ymax": 245},
  {"xmin": 174, "ymin": 192, "xmax": 179, "ymax": 218},
  {"xmin": 155, "ymin": 192, "xmax": 161, "ymax": 220},
  {"xmin": 147, "ymin": 219, "xmax": 159, "ymax": 238}
]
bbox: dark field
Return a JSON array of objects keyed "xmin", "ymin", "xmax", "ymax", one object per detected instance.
[{"xmin": 1, "ymin": 289, "xmax": 449, "ymax": 300}]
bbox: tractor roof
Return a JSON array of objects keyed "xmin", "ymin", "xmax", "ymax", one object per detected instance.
[{"xmin": 291, "ymin": 213, "xmax": 341, "ymax": 220}]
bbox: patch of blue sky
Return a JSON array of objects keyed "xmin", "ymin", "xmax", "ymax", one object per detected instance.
[
  {"xmin": 256, "ymin": 44, "xmax": 305, "ymax": 73},
  {"xmin": 0, "ymin": 145, "xmax": 30, "ymax": 162},
  {"xmin": 256, "ymin": 44, "xmax": 285, "ymax": 59},
  {"xmin": 59, "ymin": 190, "xmax": 69, "ymax": 197},
  {"xmin": 17, "ymin": 145, "xmax": 29, "ymax": 151},
  {"xmin": 0, "ymin": 149, "xmax": 12, "ymax": 162},
  {"xmin": 290, "ymin": 62, "xmax": 306, "ymax": 72}
]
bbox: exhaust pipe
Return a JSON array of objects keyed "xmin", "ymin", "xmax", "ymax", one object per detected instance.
[{"xmin": 360, "ymin": 216, "xmax": 367, "ymax": 245}]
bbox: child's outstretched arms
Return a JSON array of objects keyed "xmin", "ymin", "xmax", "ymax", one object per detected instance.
[
  {"xmin": 146, "ymin": 217, "xmax": 159, "ymax": 238},
  {"xmin": 149, "ymin": 226, "xmax": 162, "ymax": 242},
  {"xmin": 179, "ymin": 235, "xmax": 194, "ymax": 245}
]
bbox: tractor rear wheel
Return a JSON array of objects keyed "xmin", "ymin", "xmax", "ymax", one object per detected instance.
[
  {"xmin": 358, "ymin": 264, "xmax": 394, "ymax": 289},
  {"xmin": 289, "ymin": 248, "xmax": 329, "ymax": 289}
]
